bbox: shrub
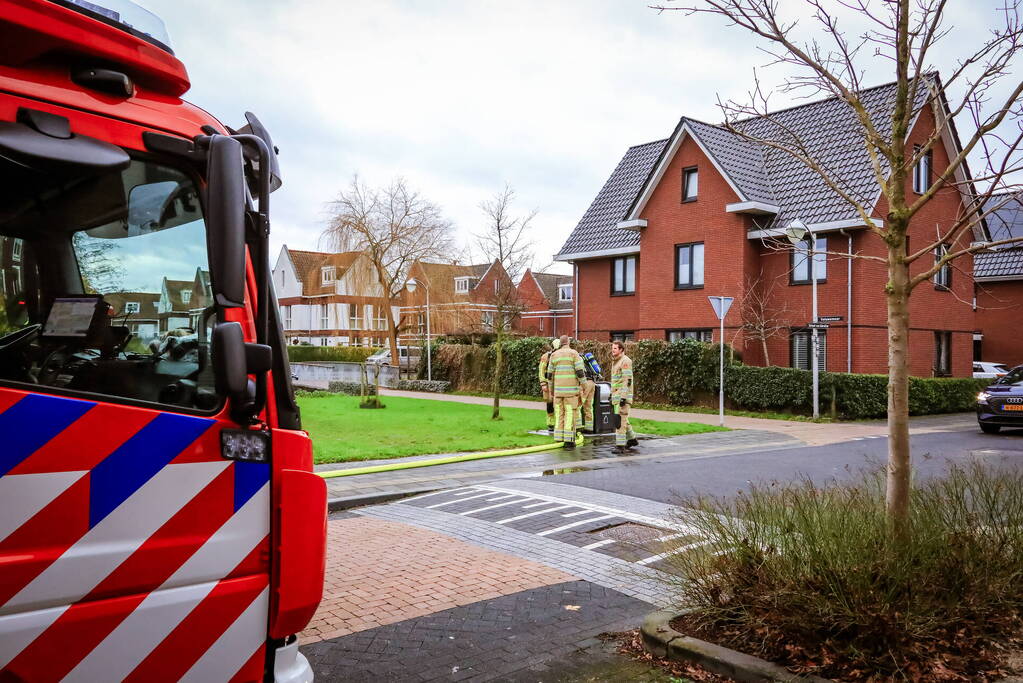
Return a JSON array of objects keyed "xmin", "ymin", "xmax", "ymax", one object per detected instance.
[
  {"xmin": 395, "ymin": 379, "xmax": 451, "ymax": 393},
  {"xmin": 287, "ymin": 346, "xmax": 379, "ymax": 363},
  {"xmin": 656, "ymin": 463, "xmax": 1023, "ymax": 680},
  {"xmin": 326, "ymin": 381, "xmax": 377, "ymax": 396}
]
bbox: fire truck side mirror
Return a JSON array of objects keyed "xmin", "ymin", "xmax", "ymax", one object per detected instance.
[
  {"xmin": 213, "ymin": 321, "xmax": 257, "ymax": 422},
  {"xmin": 206, "ymin": 135, "xmax": 247, "ymax": 309}
]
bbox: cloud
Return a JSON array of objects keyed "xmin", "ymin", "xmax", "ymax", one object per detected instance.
[{"xmin": 142, "ymin": 0, "xmax": 1018, "ymax": 275}]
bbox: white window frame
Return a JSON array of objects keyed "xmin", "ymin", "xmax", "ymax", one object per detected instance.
[
  {"xmin": 792, "ymin": 236, "xmax": 827, "ymax": 283},
  {"xmin": 558, "ymin": 283, "xmax": 573, "ymax": 302},
  {"xmin": 791, "ymin": 329, "xmax": 827, "ymax": 372},
  {"xmin": 321, "ymin": 266, "xmax": 336, "ymax": 284},
  {"xmin": 913, "ymin": 146, "xmax": 932, "ymax": 194},
  {"xmin": 374, "ymin": 305, "xmax": 387, "ymax": 331},
  {"xmin": 455, "ymin": 277, "xmax": 471, "ymax": 294},
  {"xmin": 675, "ymin": 242, "xmax": 705, "ymax": 288},
  {"xmin": 181, "ymin": 290, "xmax": 192, "ymax": 304},
  {"xmin": 283, "ymin": 305, "xmax": 292, "ymax": 330},
  {"xmin": 124, "ymin": 301, "xmax": 141, "ymax": 314},
  {"xmin": 12, "ymin": 238, "xmax": 22, "ymax": 262},
  {"xmin": 349, "ymin": 304, "xmax": 363, "ymax": 330},
  {"xmin": 481, "ymin": 310, "xmax": 495, "ymax": 330},
  {"xmin": 933, "ymin": 243, "xmax": 951, "ymax": 290}
]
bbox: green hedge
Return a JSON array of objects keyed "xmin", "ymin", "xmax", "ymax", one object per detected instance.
[
  {"xmin": 424, "ymin": 336, "xmax": 985, "ymax": 419},
  {"xmin": 287, "ymin": 346, "xmax": 379, "ymax": 363}
]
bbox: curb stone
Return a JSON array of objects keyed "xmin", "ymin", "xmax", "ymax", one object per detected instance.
[{"xmin": 641, "ymin": 609, "xmax": 834, "ymax": 683}]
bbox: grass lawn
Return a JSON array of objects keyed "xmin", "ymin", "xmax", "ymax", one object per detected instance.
[{"xmin": 298, "ymin": 394, "xmax": 727, "ymax": 464}]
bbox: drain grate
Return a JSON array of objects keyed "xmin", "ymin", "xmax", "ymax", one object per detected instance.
[{"xmin": 586, "ymin": 521, "xmax": 669, "ymax": 543}]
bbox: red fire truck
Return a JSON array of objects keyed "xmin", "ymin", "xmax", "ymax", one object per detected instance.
[{"xmin": 0, "ymin": 1, "xmax": 327, "ymax": 680}]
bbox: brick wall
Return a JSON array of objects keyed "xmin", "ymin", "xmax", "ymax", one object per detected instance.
[{"xmin": 976, "ymin": 280, "xmax": 1023, "ymax": 367}]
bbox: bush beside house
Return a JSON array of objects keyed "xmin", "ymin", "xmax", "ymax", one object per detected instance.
[
  {"xmin": 423, "ymin": 337, "xmax": 986, "ymax": 419},
  {"xmin": 286, "ymin": 345, "xmax": 378, "ymax": 363}
]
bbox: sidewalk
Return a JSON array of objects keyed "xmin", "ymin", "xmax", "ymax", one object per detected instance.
[{"xmin": 377, "ymin": 388, "xmax": 975, "ymax": 447}]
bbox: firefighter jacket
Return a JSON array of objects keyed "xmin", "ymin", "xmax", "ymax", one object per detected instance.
[
  {"xmin": 611, "ymin": 354, "xmax": 634, "ymax": 404},
  {"xmin": 538, "ymin": 351, "xmax": 551, "ymax": 386},
  {"xmin": 547, "ymin": 347, "xmax": 585, "ymax": 397}
]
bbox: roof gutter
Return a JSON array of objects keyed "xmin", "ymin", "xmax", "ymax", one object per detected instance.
[{"xmin": 555, "ymin": 245, "xmax": 641, "ymax": 262}]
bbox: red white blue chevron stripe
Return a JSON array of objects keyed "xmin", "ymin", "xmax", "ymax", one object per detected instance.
[{"xmin": 0, "ymin": 388, "xmax": 272, "ymax": 682}]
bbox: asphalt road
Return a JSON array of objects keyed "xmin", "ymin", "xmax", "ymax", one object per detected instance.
[{"xmin": 546, "ymin": 423, "xmax": 1023, "ymax": 505}]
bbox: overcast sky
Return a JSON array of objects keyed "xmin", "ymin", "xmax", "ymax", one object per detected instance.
[{"xmin": 143, "ymin": 0, "xmax": 1015, "ymax": 277}]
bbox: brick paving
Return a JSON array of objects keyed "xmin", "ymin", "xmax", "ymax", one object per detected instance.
[
  {"xmin": 302, "ymin": 580, "xmax": 653, "ymax": 682},
  {"xmin": 300, "ymin": 516, "xmax": 574, "ymax": 644}
]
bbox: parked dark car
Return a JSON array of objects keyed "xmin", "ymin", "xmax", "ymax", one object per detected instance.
[{"xmin": 977, "ymin": 365, "xmax": 1023, "ymax": 434}]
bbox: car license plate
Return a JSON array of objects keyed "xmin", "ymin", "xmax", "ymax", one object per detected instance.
[{"xmin": 1003, "ymin": 404, "xmax": 1023, "ymax": 411}]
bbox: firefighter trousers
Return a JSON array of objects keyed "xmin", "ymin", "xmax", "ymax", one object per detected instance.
[
  {"xmin": 615, "ymin": 401, "xmax": 635, "ymax": 447},
  {"xmin": 554, "ymin": 395, "xmax": 580, "ymax": 443},
  {"xmin": 542, "ymin": 384, "xmax": 555, "ymax": 428},
  {"xmin": 579, "ymin": 380, "xmax": 595, "ymax": 432}
]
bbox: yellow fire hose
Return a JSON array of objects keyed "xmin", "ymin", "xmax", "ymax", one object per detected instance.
[{"xmin": 316, "ymin": 441, "xmax": 566, "ymax": 479}]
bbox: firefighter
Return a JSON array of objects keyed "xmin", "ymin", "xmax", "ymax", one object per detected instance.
[
  {"xmin": 579, "ymin": 350, "xmax": 600, "ymax": 433},
  {"xmin": 611, "ymin": 340, "xmax": 638, "ymax": 453},
  {"xmin": 538, "ymin": 337, "xmax": 560, "ymax": 434},
  {"xmin": 548, "ymin": 334, "xmax": 586, "ymax": 448}
]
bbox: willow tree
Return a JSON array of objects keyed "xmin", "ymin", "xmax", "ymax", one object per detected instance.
[{"xmin": 655, "ymin": 0, "xmax": 1023, "ymax": 533}]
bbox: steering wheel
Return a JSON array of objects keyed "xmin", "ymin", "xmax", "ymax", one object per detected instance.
[{"xmin": 0, "ymin": 324, "xmax": 40, "ymax": 353}]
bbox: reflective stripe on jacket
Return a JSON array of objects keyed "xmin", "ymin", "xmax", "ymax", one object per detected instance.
[
  {"xmin": 548, "ymin": 347, "xmax": 584, "ymax": 397},
  {"xmin": 611, "ymin": 354, "xmax": 634, "ymax": 404}
]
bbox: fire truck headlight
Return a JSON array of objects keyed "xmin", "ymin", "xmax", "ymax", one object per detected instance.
[{"xmin": 221, "ymin": 429, "xmax": 271, "ymax": 463}]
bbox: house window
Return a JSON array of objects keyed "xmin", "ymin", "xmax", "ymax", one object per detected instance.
[
  {"xmin": 349, "ymin": 304, "xmax": 362, "ymax": 330},
  {"xmin": 493, "ymin": 279, "xmax": 499, "ymax": 295},
  {"xmin": 682, "ymin": 167, "xmax": 698, "ymax": 202},
  {"xmin": 610, "ymin": 331, "xmax": 635, "ymax": 342},
  {"xmin": 481, "ymin": 310, "xmax": 495, "ymax": 330},
  {"xmin": 124, "ymin": 302, "xmax": 140, "ymax": 314},
  {"xmin": 283, "ymin": 305, "xmax": 292, "ymax": 330},
  {"xmin": 320, "ymin": 304, "xmax": 329, "ymax": 329},
  {"xmin": 913, "ymin": 146, "xmax": 932, "ymax": 194},
  {"xmin": 675, "ymin": 242, "xmax": 704, "ymax": 289},
  {"xmin": 558, "ymin": 284, "xmax": 573, "ymax": 302},
  {"xmin": 611, "ymin": 256, "xmax": 636, "ymax": 295},
  {"xmin": 933, "ymin": 243, "xmax": 951, "ymax": 290},
  {"xmin": 374, "ymin": 305, "xmax": 387, "ymax": 330},
  {"xmin": 417, "ymin": 313, "xmax": 426, "ymax": 334},
  {"xmin": 934, "ymin": 331, "xmax": 951, "ymax": 376},
  {"xmin": 791, "ymin": 236, "xmax": 827, "ymax": 284},
  {"xmin": 181, "ymin": 290, "xmax": 191, "ymax": 305},
  {"xmin": 454, "ymin": 277, "xmax": 470, "ymax": 294},
  {"xmin": 791, "ymin": 329, "xmax": 827, "ymax": 371},
  {"xmin": 319, "ymin": 337, "xmax": 327, "ymax": 347},
  {"xmin": 321, "ymin": 266, "xmax": 336, "ymax": 284},
  {"xmin": 668, "ymin": 329, "xmax": 712, "ymax": 343},
  {"xmin": 12, "ymin": 238, "xmax": 22, "ymax": 262}
]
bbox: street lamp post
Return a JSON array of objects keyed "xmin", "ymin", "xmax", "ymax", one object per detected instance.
[
  {"xmin": 785, "ymin": 219, "xmax": 819, "ymax": 419},
  {"xmin": 405, "ymin": 278, "xmax": 432, "ymax": 381}
]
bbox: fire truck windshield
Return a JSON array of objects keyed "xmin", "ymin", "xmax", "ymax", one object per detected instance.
[{"xmin": 0, "ymin": 156, "xmax": 220, "ymax": 412}]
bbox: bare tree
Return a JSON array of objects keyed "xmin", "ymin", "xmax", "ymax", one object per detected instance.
[
  {"xmin": 324, "ymin": 176, "xmax": 454, "ymax": 365},
  {"xmin": 476, "ymin": 185, "xmax": 536, "ymax": 420},
  {"xmin": 738, "ymin": 273, "xmax": 791, "ymax": 366},
  {"xmin": 652, "ymin": 0, "xmax": 1023, "ymax": 533}
]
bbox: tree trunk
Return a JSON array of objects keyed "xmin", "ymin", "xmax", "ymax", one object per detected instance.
[
  {"xmin": 761, "ymin": 337, "xmax": 770, "ymax": 367},
  {"xmin": 492, "ymin": 322, "xmax": 503, "ymax": 420},
  {"xmin": 386, "ymin": 310, "xmax": 400, "ymax": 368},
  {"xmin": 885, "ymin": 240, "xmax": 912, "ymax": 536}
]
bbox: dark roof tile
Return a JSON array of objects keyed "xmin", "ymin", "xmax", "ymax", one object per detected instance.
[{"xmin": 975, "ymin": 247, "xmax": 1023, "ymax": 279}]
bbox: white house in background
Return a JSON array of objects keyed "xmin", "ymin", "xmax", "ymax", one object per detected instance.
[{"xmin": 272, "ymin": 246, "xmax": 400, "ymax": 347}]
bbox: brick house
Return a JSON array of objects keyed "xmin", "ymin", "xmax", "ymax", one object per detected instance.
[
  {"xmin": 399, "ymin": 259, "xmax": 516, "ymax": 342},
  {"xmin": 105, "ymin": 291, "xmax": 160, "ymax": 342},
  {"xmin": 515, "ymin": 269, "xmax": 574, "ymax": 336},
  {"xmin": 272, "ymin": 246, "xmax": 396, "ymax": 347},
  {"xmin": 556, "ymin": 77, "xmax": 982, "ymax": 377},
  {"xmin": 975, "ymin": 191, "xmax": 1023, "ymax": 367},
  {"xmin": 157, "ymin": 277, "xmax": 193, "ymax": 334}
]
